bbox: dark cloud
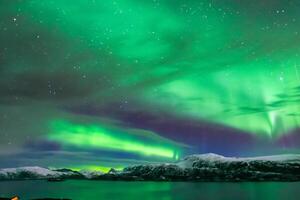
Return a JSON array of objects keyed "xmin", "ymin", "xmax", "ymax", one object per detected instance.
[
  {"xmin": 268, "ymin": 85, "xmax": 300, "ymax": 112},
  {"xmin": 224, "ymin": 106, "xmax": 275, "ymax": 116},
  {"xmin": 67, "ymin": 103, "xmax": 258, "ymax": 156},
  {"xmin": 277, "ymin": 129, "xmax": 300, "ymax": 148},
  {"xmin": 24, "ymin": 140, "xmax": 61, "ymax": 152}
]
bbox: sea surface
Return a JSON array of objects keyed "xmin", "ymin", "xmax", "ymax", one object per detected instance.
[{"xmin": 0, "ymin": 180, "xmax": 299, "ymax": 200}]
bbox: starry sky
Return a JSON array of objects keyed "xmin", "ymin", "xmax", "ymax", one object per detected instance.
[{"xmin": 1, "ymin": 0, "xmax": 300, "ymax": 171}]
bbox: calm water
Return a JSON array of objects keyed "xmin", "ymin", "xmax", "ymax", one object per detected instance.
[{"xmin": 0, "ymin": 180, "xmax": 299, "ymax": 200}]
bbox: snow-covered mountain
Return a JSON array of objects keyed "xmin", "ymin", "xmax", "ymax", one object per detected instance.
[
  {"xmin": 120, "ymin": 153, "xmax": 300, "ymax": 181},
  {"xmin": 79, "ymin": 170, "xmax": 104, "ymax": 179},
  {"xmin": 1, "ymin": 153, "xmax": 300, "ymax": 181},
  {"xmin": 0, "ymin": 166, "xmax": 83, "ymax": 180},
  {"xmin": 177, "ymin": 153, "xmax": 300, "ymax": 168}
]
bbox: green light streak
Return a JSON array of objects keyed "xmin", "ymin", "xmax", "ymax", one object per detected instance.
[
  {"xmin": 69, "ymin": 166, "xmax": 124, "ymax": 173},
  {"xmin": 48, "ymin": 120, "xmax": 179, "ymax": 159}
]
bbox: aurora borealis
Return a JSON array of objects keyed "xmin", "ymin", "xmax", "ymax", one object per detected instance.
[
  {"xmin": 48, "ymin": 120, "xmax": 179, "ymax": 159},
  {"xmin": 1, "ymin": 0, "xmax": 300, "ymax": 170}
]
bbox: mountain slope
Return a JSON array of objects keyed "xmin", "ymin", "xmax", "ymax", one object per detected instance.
[
  {"xmin": 0, "ymin": 166, "xmax": 83, "ymax": 180},
  {"xmin": 119, "ymin": 153, "xmax": 300, "ymax": 181}
]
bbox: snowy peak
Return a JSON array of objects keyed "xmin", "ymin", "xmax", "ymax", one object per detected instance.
[
  {"xmin": 240, "ymin": 154, "xmax": 300, "ymax": 162},
  {"xmin": 178, "ymin": 153, "xmax": 300, "ymax": 168},
  {"xmin": 182, "ymin": 153, "xmax": 300, "ymax": 162},
  {"xmin": 183, "ymin": 153, "xmax": 225, "ymax": 160},
  {"xmin": 0, "ymin": 166, "xmax": 83, "ymax": 180},
  {"xmin": 178, "ymin": 153, "xmax": 226, "ymax": 168},
  {"xmin": 79, "ymin": 170, "xmax": 104, "ymax": 179},
  {"xmin": 0, "ymin": 166, "xmax": 57, "ymax": 177},
  {"xmin": 1, "ymin": 166, "xmax": 50, "ymax": 174}
]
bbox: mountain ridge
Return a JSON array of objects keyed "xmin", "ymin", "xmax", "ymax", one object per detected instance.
[{"xmin": 1, "ymin": 153, "xmax": 300, "ymax": 181}]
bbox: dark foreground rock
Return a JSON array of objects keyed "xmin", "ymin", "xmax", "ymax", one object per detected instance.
[{"xmin": 1, "ymin": 153, "xmax": 300, "ymax": 182}]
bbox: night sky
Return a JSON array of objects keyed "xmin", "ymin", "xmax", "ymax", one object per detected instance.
[{"xmin": 1, "ymin": 0, "xmax": 300, "ymax": 171}]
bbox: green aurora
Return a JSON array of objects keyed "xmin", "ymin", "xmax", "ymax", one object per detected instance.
[
  {"xmin": 1, "ymin": 0, "xmax": 300, "ymax": 169},
  {"xmin": 48, "ymin": 120, "xmax": 180, "ymax": 159}
]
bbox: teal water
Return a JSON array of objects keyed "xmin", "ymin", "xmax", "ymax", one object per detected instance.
[{"xmin": 0, "ymin": 180, "xmax": 299, "ymax": 200}]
